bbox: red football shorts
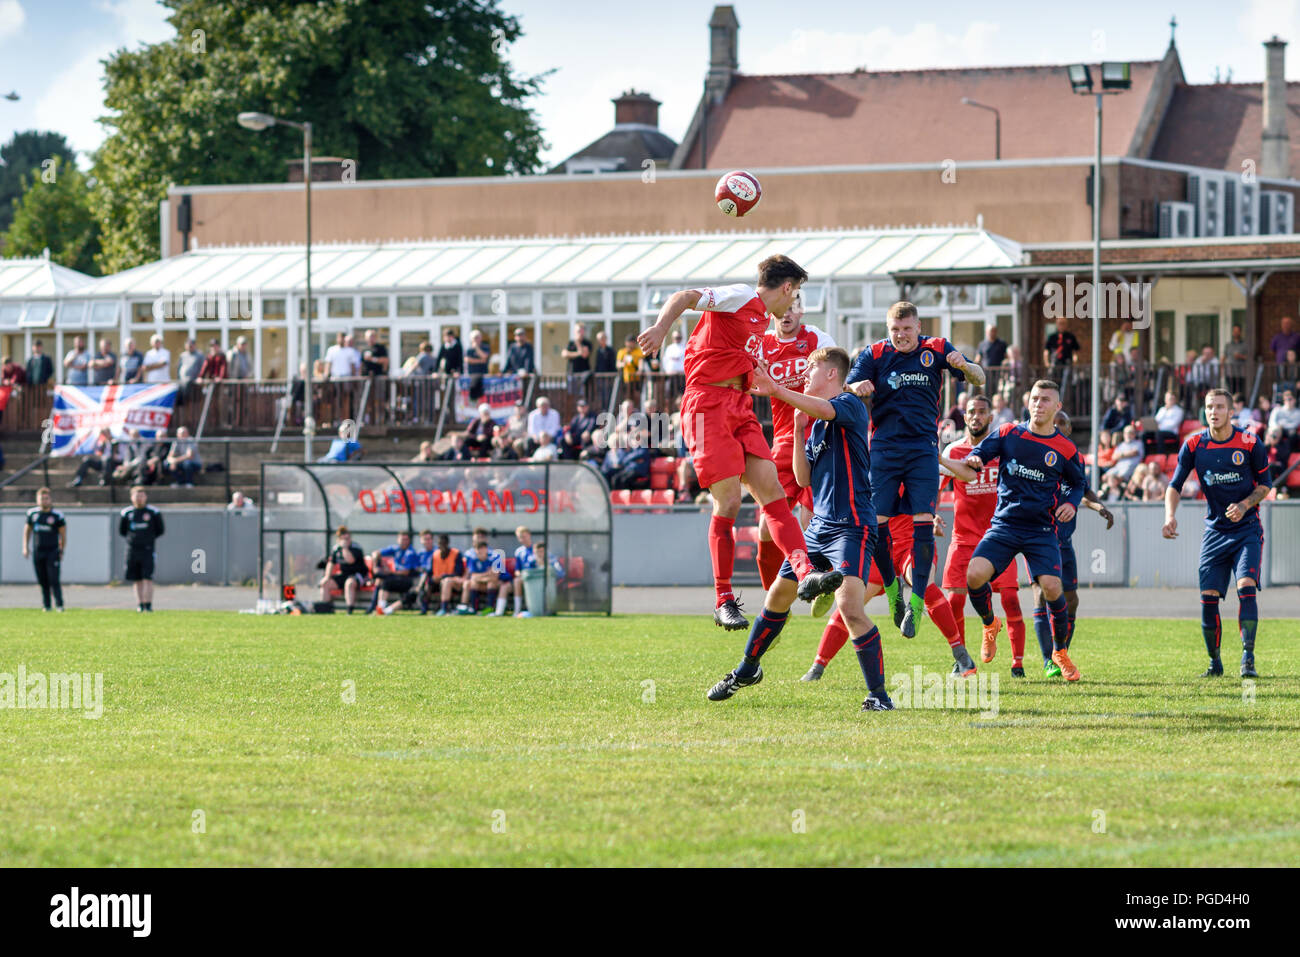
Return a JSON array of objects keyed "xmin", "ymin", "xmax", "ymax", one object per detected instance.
[
  {"xmin": 681, "ymin": 384, "xmax": 772, "ymax": 489},
  {"xmin": 771, "ymin": 441, "xmax": 814, "ymax": 510},
  {"xmin": 943, "ymin": 540, "xmax": 1019, "ymax": 590}
]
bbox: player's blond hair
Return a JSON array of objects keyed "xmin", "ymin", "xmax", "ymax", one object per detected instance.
[
  {"xmin": 1205, "ymin": 388, "xmax": 1232, "ymax": 406},
  {"xmin": 809, "ymin": 346, "xmax": 851, "ymax": 384}
]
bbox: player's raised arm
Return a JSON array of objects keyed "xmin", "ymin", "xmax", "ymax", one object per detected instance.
[
  {"xmin": 749, "ymin": 365, "xmax": 836, "ymax": 420},
  {"xmin": 965, "ymin": 426, "xmax": 1005, "ymax": 471},
  {"xmin": 845, "ymin": 347, "xmax": 876, "ymax": 399},
  {"xmin": 637, "ymin": 289, "xmax": 701, "ymax": 356},
  {"xmin": 939, "ymin": 453, "xmax": 978, "ymax": 483},
  {"xmin": 791, "ymin": 410, "xmax": 812, "ymax": 488},
  {"xmin": 946, "ymin": 349, "xmax": 985, "ymax": 389}
]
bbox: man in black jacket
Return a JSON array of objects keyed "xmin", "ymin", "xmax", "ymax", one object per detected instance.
[
  {"xmin": 504, "ymin": 327, "xmax": 535, "ymax": 376},
  {"xmin": 119, "ymin": 486, "xmax": 164, "ymax": 612},
  {"xmin": 561, "ymin": 398, "xmax": 598, "ymax": 460},
  {"xmin": 25, "ymin": 340, "xmax": 53, "ymax": 386},
  {"xmin": 436, "ymin": 329, "xmax": 463, "ymax": 375}
]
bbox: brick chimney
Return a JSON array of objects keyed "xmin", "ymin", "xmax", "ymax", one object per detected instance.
[
  {"xmin": 1262, "ymin": 36, "xmax": 1289, "ymax": 180},
  {"xmin": 706, "ymin": 5, "xmax": 739, "ymax": 104},
  {"xmin": 614, "ymin": 91, "xmax": 660, "ymax": 128}
]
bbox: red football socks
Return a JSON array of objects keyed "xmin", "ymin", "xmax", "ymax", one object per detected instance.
[
  {"xmin": 925, "ymin": 584, "xmax": 962, "ymax": 648},
  {"xmin": 760, "ymin": 499, "xmax": 812, "ymax": 579},
  {"xmin": 1000, "ymin": 587, "xmax": 1025, "ymax": 665},
  {"xmin": 709, "ymin": 514, "xmax": 736, "ymax": 605},
  {"xmin": 948, "ymin": 591, "xmax": 967, "ymax": 644},
  {"xmin": 815, "ymin": 612, "xmax": 850, "ymax": 667},
  {"xmin": 756, "ymin": 537, "xmax": 785, "ymax": 591}
]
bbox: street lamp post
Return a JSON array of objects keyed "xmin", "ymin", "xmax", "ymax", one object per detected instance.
[
  {"xmin": 960, "ymin": 97, "xmax": 1000, "ymax": 160},
  {"xmin": 1066, "ymin": 63, "xmax": 1130, "ymax": 488},
  {"xmin": 237, "ymin": 111, "xmax": 315, "ymax": 461}
]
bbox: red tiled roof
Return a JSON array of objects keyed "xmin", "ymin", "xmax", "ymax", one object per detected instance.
[
  {"xmin": 681, "ymin": 62, "xmax": 1162, "ymax": 168},
  {"xmin": 1150, "ymin": 82, "xmax": 1300, "ymax": 179}
]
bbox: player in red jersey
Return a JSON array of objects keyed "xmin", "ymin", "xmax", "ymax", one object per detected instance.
[
  {"xmin": 755, "ymin": 292, "xmax": 835, "ymax": 588},
  {"xmin": 637, "ymin": 255, "xmax": 843, "ymax": 630},
  {"xmin": 936, "ymin": 394, "xmax": 1028, "ymax": 675},
  {"xmin": 799, "ymin": 506, "xmax": 967, "ymax": 681}
]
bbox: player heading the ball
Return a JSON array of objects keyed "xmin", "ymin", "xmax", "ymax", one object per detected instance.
[
  {"xmin": 846, "ymin": 301, "xmax": 985, "ymax": 639},
  {"xmin": 637, "ymin": 255, "xmax": 844, "ymax": 632}
]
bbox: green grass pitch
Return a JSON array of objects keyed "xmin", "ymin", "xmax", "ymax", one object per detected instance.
[{"xmin": 1, "ymin": 610, "xmax": 1297, "ymax": 866}]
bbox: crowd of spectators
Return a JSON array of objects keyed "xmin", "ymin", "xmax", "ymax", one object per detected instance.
[{"xmin": 67, "ymin": 425, "xmax": 202, "ymax": 488}]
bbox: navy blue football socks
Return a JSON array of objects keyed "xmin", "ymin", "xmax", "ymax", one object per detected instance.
[
  {"xmin": 1237, "ymin": 586, "xmax": 1257, "ymax": 654},
  {"xmin": 1032, "ymin": 603, "xmax": 1054, "ymax": 664},
  {"xmin": 969, "ymin": 582, "xmax": 995, "ymax": 625},
  {"xmin": 874, "ymin": 523, "xmax": 895, "ymax": 588},
  {"xmin": 910, "ymin": 522, "xmax": 935, "ymax": 599},
  {"xmin": 736, "ymin": 607, "xmax": 789, "ymax": 679},
  {"xmin": 852, "ymin": 626, "xmax": 885, "ymax": 693},
  {"xmin": 1047, "ymin": 593, "xmax": 1069, "ymax": 652},
  {"xmin": 1201, "ymin": 595, "xmax": 1221, "ymax": 661}
]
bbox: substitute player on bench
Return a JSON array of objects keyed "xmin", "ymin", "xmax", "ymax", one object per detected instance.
[
  {"xmin": 753, "ymin": 291, "xmax": 834, "ymax": 588},
  {"xmin": 959, "ymin": 380, "xmax": 1086, "ymax": 681},
  {"xmin": 707, "ymin": 347, "xmax": 893, "ymax": 712},
  {"xmin": 638, "ymin": 256, "xmax": 842, "ymax": 631},
  {"xmin": 23, "ymin": 487, "xmax": 66, "ymax": 612},
  {"xmin": 1162, "ymin": 388, "xmax": 1269, "ymax": 678},
  {"xmin": 847, "ymin": 301, "xmax": 984, "ymax": 638}
]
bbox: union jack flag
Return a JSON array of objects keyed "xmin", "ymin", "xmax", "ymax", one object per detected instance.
[{"xmin": 50, "ymin": 383, "xmax": 178, "ymax": 457}]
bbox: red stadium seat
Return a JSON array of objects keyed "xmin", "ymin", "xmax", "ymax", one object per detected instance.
[
  {"xmin": 610, "ymin": 490, "xmax": 633, "ymax": 509},
  {"xmin": 1179, "ymin": 420, "xmax": 1200, "ymax": 438},
  {"xmin": 632, "ymin": 489, "xmax": 656, "ymax": 507},
  {"xmin": 1287, "ymin": 454, "xmax": 1300, "ymax": 489},
  {"xmin": 1164, "ymin": 453, "xmax": 1180, "ymax": 473},
  {"xmin": 650, "ymin": 471, "xmax": 670, "ymax": 490},
  {"xmin": 652, "ymin": 489, "xmax": 675, "ymax": 506},
  {"xmin": 1143, "ymin": 454, "xmax": 1164, "ymax": 468},
  {"xmin": 733, "ymin": 525, "xmax": 759, "ymax": 564},
  {"xmin": 650, "ymin": 456, "xmax": 676, "ymax": 490},
  {"xmin": 567, "ymin": 555, "xmax": 585, "ymax": 584}
]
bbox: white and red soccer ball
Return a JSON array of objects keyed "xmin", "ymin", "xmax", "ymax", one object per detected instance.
[{"xmin": 715, "ymin": 170, "xmax": 762, "ymax": 217}]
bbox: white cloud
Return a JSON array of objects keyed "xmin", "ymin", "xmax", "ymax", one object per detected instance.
[
  {"xmin": 32, "ymin": 0, "xmax": 172, "ymax": 157},
  {"xmin": 747, "ymin": 21, "xmax": 1004, "ymax": 75},
  {"xmin": 0, "ymin": 0, "xmax": 24, "ymax": 43}
]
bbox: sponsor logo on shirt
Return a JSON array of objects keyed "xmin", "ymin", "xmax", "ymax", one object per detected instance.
[
  {"xmin": 1201, "ymin": 469, "xmax": 1242, "ymax": 487},
  {"xmin": 767, "ymin": 357, "xmax": 808, "ymax": 385},
  {"xmin": 885, "ymin": 370, "xmax": 931, "ymax": 391},
  {"xmin": 1004, "ymin": 459, "xmax": 1047, "ymax": 482}
]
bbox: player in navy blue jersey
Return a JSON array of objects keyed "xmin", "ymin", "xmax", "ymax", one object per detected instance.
[
  {"xmin": 707, "ymin": 346, "xmax": 892, "ymax": 712},
  {"xmin": 846, "ymin": 301, "xmax": 984, "ymax": 639},
  {"xmin": 957, "ymin": 380, "xmax": 1087, "ymax": 681},
  {"xmin": 1027, "ymin": 411, "xmax": 1114, "ymax": 677},
  {"xmin": 1163, "ymin": 388, "xmax": 1271, "ymax": 678}
]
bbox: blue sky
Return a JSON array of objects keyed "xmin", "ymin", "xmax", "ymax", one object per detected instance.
[{"xmin": 2, "ymin": 0, "xmax": 1299, "ymax": 169}]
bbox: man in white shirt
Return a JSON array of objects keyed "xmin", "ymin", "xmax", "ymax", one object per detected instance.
[
  {"xmin": 526, "ymin": 396, "xmax": 561, "ymax": 445},
  {"xmin": 1269, "ymin": 389, "xmax": 1300, "ymax": 454},
  {"xmin": 1103, "ymin": 425, "xmax": 1145, "ymax": 484},
  {"xmin": 141, "ymin": 335, "xmax": 172, "ymax": 384},
  {"xmin": 661, "ymin": 328, "xmax": 687, "ymax": 376},
  {"xmin": 1153, "ymin": 390, "xmax": 1185, "ymax": 453},
  {"xmin": 324, "ymin": 332, "xmax": 361, "ymax": 378}
]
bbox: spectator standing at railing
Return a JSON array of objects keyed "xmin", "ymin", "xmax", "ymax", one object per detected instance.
[
  {"xmin": 26, "ymin": 340, "xmax": 52, "ymax": 387},
  {"xmin": 661, "ymin": 328, "xmax": 686, "ymax": 375},
  {"xmin": 177, "ymin": 339, "xmax": 203, "ymax": 403},
  {"xmin": 1108, "ymin": 319, "xmax": 1140, "ymax": 363},
  {"xmin": 1270, "ymin": 315, "xmax": 1300, "ymax": 365},
  {"xmin": 361, "ymin": 330, "xmax": 388, "ymax": 377},
  {"xmin": 617, "ymin": 334, "xmax": 646, "ymax": 403},
  {"xmin": 166, "ymin": 426, "xmax": 202, "ymax": 485},
  {"xmin": 90, "ymin": 338, "xmax": 117, "ymax": 385},
  {"xmin": 198, "ymin": 339, "xmax": 228, "ymax": 381},
  {"xmin": 119, "ymin": 338, "xmax": 145, "ymax": 384},
  {"xmin": 1223, "ymin": 324, "xmax": 1249, "ymax": 396},
  {"xmin": 1043, "ymin": 317, "xmax": 1080, "ymax": 381},
  {"xmin": 408, "ymin": 340, "xmax": 436, "ymax": 375},
  {"xmin": 324, "ymin": 332, "xmax": 359, "ymax": 378},
  {"xmin": 436, "ymin": 329, "xmax": 463, "ymax": 375},
  {"xmin": 464, "ymin": 330, "xmax": 490, "ymax": 401},
  {"xmin": 504, "ymin": 327, "xmax": 535, "ymax": 376},
  {"xmin": 593, "ymin": 329, "xmax": 616, "ymax": 375},
  {"xmin": 141, "ymin": 335, "xmax": 170, "ymax": 385},
  {"xmin": 63, "ymin": 336, "xmax": 90, "ymax": 386},
  {"xmin": 976, "ymin": 324, "xmax": 1007, "ymax": 370},
  {"xmin": 1188, "ymin": 345, "xmax": 1220, "ymax": 405},
  {"xmin": 228, "ymin": 336, "xmax": 252, "ymax": 379}
]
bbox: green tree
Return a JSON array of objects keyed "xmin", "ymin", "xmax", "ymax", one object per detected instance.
[
  {"xmin": 91, "ymin": 0, "xmax": 548, "ymax": 273},
  {"xmin": 0, "ymin": 130, "xmax": 77, "ymax": 236},
  {"xmin": 1, "ymin": 158, "xmax": 102, "ymax": 275}
]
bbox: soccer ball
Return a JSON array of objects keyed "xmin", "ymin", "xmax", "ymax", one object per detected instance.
[{"xmin": 715, "ymin": 170, "xmax": 762, "ymax": 217}]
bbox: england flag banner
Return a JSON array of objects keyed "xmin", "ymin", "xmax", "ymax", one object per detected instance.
[{"xmin": 50, "ymin": 383, "xmax": 178, "ymax": 456}]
